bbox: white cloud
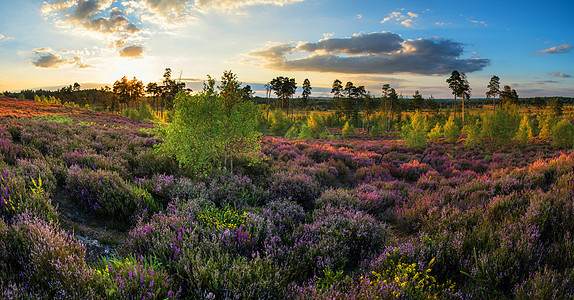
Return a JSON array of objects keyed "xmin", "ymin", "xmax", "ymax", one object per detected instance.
[
  {"xmin": 538, "ymin": 44, "xmax": 571, "ymax": 54},
  {"xmin": 0, "ymin": 33, "xmax": 14, "ymax": 44},
  {"xmin": 356, "ymin": 14, "xmax": 362, "ymax": 19},
  {"xmin": 467, "ymin": 18, "xmax": 487, "ymax": 26},
  {"xmin": 548, "ymin": 71, "xmax": 571, "ymax": 78},
  {"xmin": 380, "ymin": 11, "xmax": 418, "ymax": 27}
]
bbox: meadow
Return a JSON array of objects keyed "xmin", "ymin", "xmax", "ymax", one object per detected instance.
[{"xmin": 0, "ymin": 96, "xmax": 574, "ymax": 299}]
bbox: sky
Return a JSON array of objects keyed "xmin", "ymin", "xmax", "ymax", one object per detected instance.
[{"xmin": 0, "ymin": 0, "xmax": 572, "ymax": 98}]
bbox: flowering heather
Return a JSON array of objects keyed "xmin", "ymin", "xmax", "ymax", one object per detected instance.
[{"xmin": 0, "ymin": 109, "xmax": 573, "ymax": 298}]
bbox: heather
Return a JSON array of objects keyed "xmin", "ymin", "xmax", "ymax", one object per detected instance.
[{"xmin": 0, "ymin": 109, "xmax": 574, "ymax": 298}]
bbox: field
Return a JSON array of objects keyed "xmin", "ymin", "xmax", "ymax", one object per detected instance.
[{"xmin": 1, "ymin": 97, "xmax": 574, "ymax": 299}]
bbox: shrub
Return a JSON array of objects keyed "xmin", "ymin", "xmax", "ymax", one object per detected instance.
[
  {"xmin": 288, "ymin": 206, "xmax": 386, "ymax": 281},
  {"xmin": 443, "ymin": 115, "xmax": 459, "ymax": 143},
  {"xmin": 515, "ymin": 114, "xmax": 534, "ymax": 145},
  {"xmin": 551, "ymin": 119, "xmax": 574, "ymax": 149},
  {"xmin": 401, "ymin": 111, "xmax": 428, "ymax": 148},
  {"xmin": 94, "ymin": 255, "xmax": 178, "ymax": 299},
  {"xmin": 341, "ymin": 121, "xmax": 356, "ymax": 138},
  {"xmin": 428, "ymin": 123, "xmax": 442, "ymax": 142},
  {"xmin": 1, "ymin": 215, "xmax": 96, "ymax": 298},
  {"xmin": 463, "ymin": 118, "xmax": 482, "ymax": 148},
  {"xmin": 538, "ymin": 113, "xmax": 557, "ymax": 141},
  {"xmin": 270, "ymin": 110, "xmax": 292, "ymax": 136},
  {"xmin": 65, "ymin": 166, "xmax": 159, "ymax": 221},
  {"xmin": 269, "ymin": 171, "xmax": 320, "ymax": 210}
]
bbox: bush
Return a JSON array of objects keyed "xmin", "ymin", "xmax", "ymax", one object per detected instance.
[
  {"xmin": 515, "ymin": 114, "xmax": 534, "ymax": 145},
  {"xmin": 443, "ymin": 115, "xmax": 459, "ymax": 143},
  {"xmin": 65, "ymin": 166, "xmax": 159, "ymax": 221},
  {"xmin": 428, "ymin": 123, "xmax": 442, "ymax": 142},
  {"xmin": 0, "ymin": 215, "xmax": 95, "ymax": 298},
  {"xmin": 401, "ymin": 111, "xmax": 427, "ymax": 148},
  {"xmin": 463, "ymin": 118, "xmax": 482, "ymax": 148},
  {"xmin": 551, "ymin": 119, "xmax": 574, "ymax": 149},
  {"xmin": 269, "ymin": 171, "xmax": 320, "ymax": 210},
  {"xmin": 341, "ymin": 121, "xmax": 356, "ymax": 138},
  {"xmin": 270, "ymin": 110, "xmax": 293, "ymax": 136}
]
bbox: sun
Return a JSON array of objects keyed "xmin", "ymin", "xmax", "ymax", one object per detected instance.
[{"xmin": 101, "ymin": 56, "xmax": 164, "ymax": 86}]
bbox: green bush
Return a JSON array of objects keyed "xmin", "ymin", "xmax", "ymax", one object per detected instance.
[
  {"xmin": 551, "ymin": 119, "xmax": 574, "ymax": 149},
  {"xmin": 138, "ymin": 99, "xmax": 155, "ymax": 121},
  {"xmin": 401, "ymin": 111, "xmax": 427, "ymax": 148},
  {"xmin": 443, "ymin": 115, "xmax": 459, "ymax": 143},
  {"xmin": 463, "ymin": 118, "xmax": 482, "ymax": 148},
  {"xmin": 515, "ymin": 115, "xmax": 534, "ymax": 145},
  {"xmin": 428, "ymin": 123, "xmax": 442, "ymax": 142},
  {"xmin": 270, "ymin": 110, "xmax": 293, "ymax": 136},
  {"xmin": 342, "ymin": 121, "xmax": 356, "ymax": 138}
]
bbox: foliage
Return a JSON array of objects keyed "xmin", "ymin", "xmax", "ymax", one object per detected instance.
[
  {"xmin": 463, "ymin": 118, "xmax": 482, "ymax": 148},
  {"xmin": 156, "ymin": 72, "xmax": 261, "ymax": 174},
  {"xmin": 401, "ymin": 111, "xmax": 428, "ymax": 148},
  {"xmin": 551, "ymin": 119, "xmax": 574, "ymax": 149},
  {"xmin": 270, "ymin": 109, "xmax": 293, "ymax": 136},
  {"xmin": 443, "ymin": 114, "xmax": 459, "ymax": 143},
  {"xmin": 515, "ymin": 114, "xmax": 534, "ymax": 145},
  {"xmin": 428, "ymin": 122, "xmax": 443, "ymax": 142},
  {"xmin": 342, "ymin": 121, "xmax": 356, "ymax": 138}
]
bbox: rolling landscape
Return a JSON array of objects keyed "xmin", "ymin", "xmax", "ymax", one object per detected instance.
[{"xmin": 1, "ymin": 0, "xmax": 573, "ymax": 299}]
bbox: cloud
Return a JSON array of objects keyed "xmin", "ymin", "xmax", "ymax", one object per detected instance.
[
  {"xmin": 119, "ymin": 45, "xmax": 144, "ymax": 58},
  {"xmin": 31, "ymin": 48, "xmax": 94, "ymax": 68},
  {"xmin": 0, "ymin": 33, "xmax": 14, "ymax": 45},
  {"xmin": 32, "ymin": 53, "xmax": 68, "ymax": 68},
  {"xmin": 124, "ymin": 0, "xmax": 304, "ymax": 25},
  {"xmin": 434, "ymin": 22, "xmax": 451, "ymax": 26},
  {"xmin": 380, "ymin": 11, "xmax": 418, "ymax": 27},
  {"xmin": 538, "ymin": 44, "xmax": 571, "ymax": 54},
  {"xmin": 297, "ymin": 32, "xmax": 404, "ymax": 54},
  {"xmin": 467, "ymin": 18, "xmax": 487, "ymax": 26},
  {"xmin": 549, "ymin": 71, "xmax": 571, "ymax": 78},
  {"xmin": 42, "ymin": 0, "xmax": 141, "ymax": 46},
  {"xmin": 356, "ymin": 14, "xmax": 362, "ymax": 19},
  {"xmin": 250, "ymin": 32, "xmax": 490, "ymax": 75}
]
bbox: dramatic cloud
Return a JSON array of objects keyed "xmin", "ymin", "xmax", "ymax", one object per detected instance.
[
  {"xmin": 119, "ymin": 45, "xmax": 144, "ymax": 58},
  {"xmin": 380, "ymin": 11, "xmax": 418, "ymax": 27},
  {"xmin": 31, "ymin": 48, "xmax": 93, "ymax": 68},
  {"xmin": 538, "ymin": 44, "xmax": 571, "ymax": 54},
  {"xmin": 123, "ymin": 0, "xmax": 304, "ymax": 24},
  {"xmin": 42, "ymin": 0, "xmax": 141, "ymax": 46},
  {"xmin": 250, "ymin": 32, "xmax": 490, "ymax": 75},
  {"xmin": 549, "ymin": 71, "xmax": 571, "ymax": 78},
  {"xmin": 32, "ymin": 53, "xmax": 68, "ymax": 68},
  {"xmin": 297, "ymin": 32, "xmax": 404, "ymax": 54}
]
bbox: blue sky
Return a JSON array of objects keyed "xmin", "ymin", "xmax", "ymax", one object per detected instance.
[{"xmin": 0, "ymin": 0, "xmax": 572, "ymax": 98}]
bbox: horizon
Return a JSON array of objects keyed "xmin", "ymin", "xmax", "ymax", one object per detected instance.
[{"xmin": 0, "ymin": 0, "xmax": 572, "ymax": 98}]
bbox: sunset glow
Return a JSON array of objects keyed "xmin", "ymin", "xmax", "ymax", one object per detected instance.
[{"xmin": 0, "ymin": 0, "xmax": 572, "ymax": 98}]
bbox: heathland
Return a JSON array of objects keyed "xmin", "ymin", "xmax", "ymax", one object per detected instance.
[{"xmin": 1, "ymin": 71, "xmax": 574, "ymax": 298}]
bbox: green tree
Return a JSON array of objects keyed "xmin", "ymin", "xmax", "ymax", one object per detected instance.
[
  {"xmin": 549, "ymin": 98, "xmax": 563, "ymax": 116},
  {"xmin": 331, "ymin": 79, "xmax": 344, "ymax": 122},
  {"xmin": 270, "ymin": 76, "xmax": 297, "ymax": 114},
  {"xmin": 443, "ymin": 114, "xmax": 459, "ymax": 143},
  {"xmin": 515, "ymin": 115, "xmax": 533, "ymax": 145},
  {"xmin": 463, "ymin": 118, "xmax": 482, "ymax": 148},
  {"xmin": 156, "ymin": 71, "xmax": 260, "ymax": 174},
  {"xmin": 401, "ymin": 111, "xmax": 428, "ymax": 148},
  {"xmin": 552, "ymin": 119, "xmax": 574, "ymax": 149},
  {"xmin": 301, "ymin": 78, "xmax": 312, "ymax": 115},
  {"xmin": 342, "ymin": 121, "xmax": 356, "ymax": 138},
  {"xmin": 486, "ymin": 75, "xmax": 500, "ymax": 113},
  {"xmin": 446, "ymin": 70, "xmax": 471, "ymax": 125},
  {"xmin": 412, "ymin": 90, "xmax": 425, "ymax": 111},
  {"xmin": 428, "ymin": 122, "xmax": 442, "ymax": 142}
]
